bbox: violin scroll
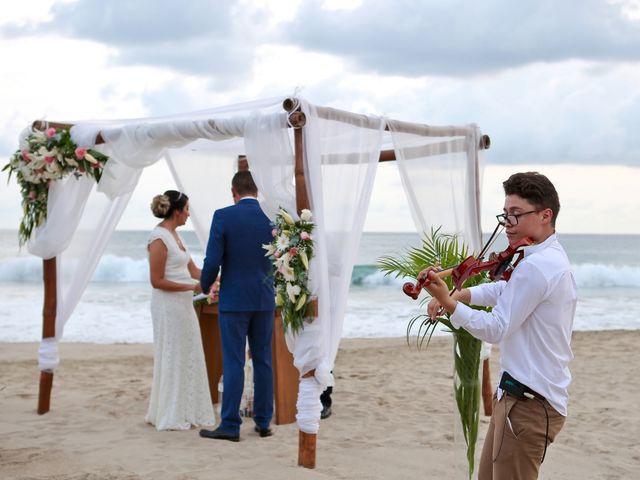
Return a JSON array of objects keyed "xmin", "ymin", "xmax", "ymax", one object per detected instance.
[
  {"xmin": 402, "ymin": 282, "xmax": 421, "ymax": 300},
  {"xmin": 402, "ymin": 267, "xmax": 452, "ymax": 300}
]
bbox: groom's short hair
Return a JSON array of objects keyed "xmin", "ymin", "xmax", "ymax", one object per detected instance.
[{"xmin": 232, "ymin": 170, "xmax": 258, "ymax": 196}]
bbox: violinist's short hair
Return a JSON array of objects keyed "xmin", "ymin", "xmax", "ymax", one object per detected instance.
[
  {"xmin": 503, "ymin": 172, "xmax": 560, "ymax": 227},
  {"xmin": 232, "ymin": 170, "xmax": 258, "ymax": 196}
]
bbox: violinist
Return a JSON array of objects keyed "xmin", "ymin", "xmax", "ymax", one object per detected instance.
[{"xmin": 420, "ymin": 172, "xmax": 577, "ymax": 480}]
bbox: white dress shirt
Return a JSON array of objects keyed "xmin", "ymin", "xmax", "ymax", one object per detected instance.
[{"xmin": 451, "ymin": 233, "xmax": 577, "ymax": 416}]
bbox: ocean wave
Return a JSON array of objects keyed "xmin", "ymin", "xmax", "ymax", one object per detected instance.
[
  {"xmin": 352, "ymin": 263, "xmax": 640, "ymax": 289},
  {"xmin": 2, "ymin": 256, "xmax": 639, "ymax": 288}
]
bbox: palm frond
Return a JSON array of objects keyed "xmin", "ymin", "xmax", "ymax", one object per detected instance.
[{"xmin": 377, "ymin": 226, "xmax": 486, "ymax": 479}]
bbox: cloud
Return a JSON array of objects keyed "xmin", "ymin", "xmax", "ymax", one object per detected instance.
[
  {"xmin": 0, "ymin": 0, "xmax": 259, "ymax": 83},
  {"xmin": 283, "ymin": 0, "xmax": 640, "ymax": 77}
]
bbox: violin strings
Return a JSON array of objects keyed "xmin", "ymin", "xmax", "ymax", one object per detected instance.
[{"xmin": 478, "ymin": 222, "xmax": 504, "ymax": 259}]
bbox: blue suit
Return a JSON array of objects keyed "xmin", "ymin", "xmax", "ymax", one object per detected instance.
[{"xmin": 201, "ymin": 198, "xmax": 275, "ymax": 434}]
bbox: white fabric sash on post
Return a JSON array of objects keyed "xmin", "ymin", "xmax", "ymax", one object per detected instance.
[{"xmin": 286, "ymin": 99, "xmax": 384, "ymax": 434}]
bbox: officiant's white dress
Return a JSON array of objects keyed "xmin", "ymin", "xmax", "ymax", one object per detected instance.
[{"xmin": 145, "ymin": 226, "xmax": 215, "ymax": 430}]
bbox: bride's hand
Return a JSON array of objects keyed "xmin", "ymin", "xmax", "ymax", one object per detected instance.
[{"xmin": 193, "ymin": 283, "xmax": 202, "ymax": 295}]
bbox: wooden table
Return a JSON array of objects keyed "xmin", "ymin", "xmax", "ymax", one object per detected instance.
[{"xmin": 194, "ymin": 303, "xmax": 299, "ymax": 425}]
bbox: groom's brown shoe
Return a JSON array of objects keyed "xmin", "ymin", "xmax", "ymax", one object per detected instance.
[
  {"xmin": 254, "ymin": 426, "xmax": 273, "ymax": 438},
  {"xmin": 200, "ymin": 428, "xmax": 240, "ymax": 442}
]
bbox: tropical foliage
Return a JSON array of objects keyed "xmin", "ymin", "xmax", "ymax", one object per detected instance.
[{"xmin": 378, "ymin": 227, "xmax": 489, "ymax": 479}]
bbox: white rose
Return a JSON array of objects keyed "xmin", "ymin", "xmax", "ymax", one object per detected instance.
[
  {"xmin": 286, "ymin": 283, "xmax": 301, "ymax": 302},
  {"xmin": 300, "ymin": 209, "xmax": 312, "ymax": 222}
]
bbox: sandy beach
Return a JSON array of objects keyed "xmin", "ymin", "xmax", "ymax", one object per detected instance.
[{"xmin": 1, "ymin": 330, "xmax": 639, "ymax": 479}]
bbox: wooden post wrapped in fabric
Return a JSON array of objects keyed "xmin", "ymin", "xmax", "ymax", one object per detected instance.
[{"xmin": 37, "ymin": 257, "xmax": 57, "ymax": 415}]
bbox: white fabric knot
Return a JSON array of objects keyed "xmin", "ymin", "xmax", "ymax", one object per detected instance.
[
  {"xmin": 296, "ymin": 376, "xmax": 323, "ymax": 434},
  {"xmin": 38, "ymin": 337, "xmax": 59, "ymax": 371}
]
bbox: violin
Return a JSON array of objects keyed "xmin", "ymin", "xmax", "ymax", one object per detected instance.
[{"xmin": 402, "ymin": 237, "xmax": 533, "ymax": 299}]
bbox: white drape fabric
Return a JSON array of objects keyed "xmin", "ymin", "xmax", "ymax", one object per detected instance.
[
  {"xmin": 38, "ymin": 337, "xmax": 59, "ymax": 371},
  {"xmin": 387, "ymin": 121, "xmax": 484, "ymax": 253},
  {"xmin": 281, "ymin": 100, "xmax": 384, "ymax": 433},
  {"xmin": 22, "ymin": 96, "xmax": 485, "ymax": 432},
  {"xmin": 387, "ymin": 121, "xmax": 489, "ymax": 360},
  {"xmin": 29, "ymin": 97, "xmax": 286, "ymax": 371},
  {"xmin": 296, "ymin": 376, "xmax": 324, "ymax": 433}
]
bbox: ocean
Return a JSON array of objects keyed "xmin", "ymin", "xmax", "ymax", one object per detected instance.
[{"xmin": 0, "ymin": 230, "xmax": 639, "ymax": 343}]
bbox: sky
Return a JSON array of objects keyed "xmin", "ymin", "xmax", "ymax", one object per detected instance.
[{"xmin": 1, "ymin": 0, "xmax": 639, "ymax": 234}]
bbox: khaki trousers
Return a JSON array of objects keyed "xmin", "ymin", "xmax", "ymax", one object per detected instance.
[{"xmin": 478, "ymin": 393, "xmax": 566, "ymax": 480}]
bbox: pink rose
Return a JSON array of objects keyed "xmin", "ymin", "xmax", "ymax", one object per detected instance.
[
  {"xmin": 75, "ymin": 147, "xmax": 86, "ymax": 159},
  {"xmin": 272, "ymin": 228, "xmax": 278, "ymax": 237},
  {"xmin": 21, "ymin": 150, "xmax": 30, "ymax": 162},
  {"xmin": 44, "ymin": 156, "xmax": 55, "ymax": 164},
  {"xmin": 289, "ymin": 247, "xmax": 298, "ymax": 257},
  {"xmin": 46, "ymin": 128, "xmax": 56, "ymax": 138},
  {"xmin": 78, "ymin": 167, "xmax": 85, "ymax": 173},
  {"xmin": 28, "ymin": 191, "xmax": 36, "ymax": 201},
  {"xmin": 274, "ymin": 250, "xmax": 281, "ymax": 258},
  {"xmin": 300, "ymin": 231, "xmax": 311, "ymax": 241}
]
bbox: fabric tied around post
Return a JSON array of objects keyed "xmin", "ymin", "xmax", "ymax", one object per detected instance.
[
  {"xmin": 38, "ymin": 337, "xmax": 59, "ymax": 372},
  {"xmin": 296, "ymin": 376, "xmax": 324, "ymax": 434},
  {"xmin": 480, "ymin": 341, "xmax": 492, "ymax": 360}
]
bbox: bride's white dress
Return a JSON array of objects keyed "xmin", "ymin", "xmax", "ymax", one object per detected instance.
[{"xmin": 145, "ymin": 226, "xmax": 215, "ymax": 430}]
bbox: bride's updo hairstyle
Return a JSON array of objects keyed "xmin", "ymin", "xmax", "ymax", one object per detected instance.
[{"xmin": 151, "ymin": 190, "xmax": 189, "ymax": 219}]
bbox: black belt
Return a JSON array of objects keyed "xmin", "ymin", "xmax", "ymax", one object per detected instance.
[
  {"xmin": 523, "ymin": 385, "xmax": 546, "ymax": 402},
  {"xmin": 499, "ymin": 371, "xmax": 546, "ymax": 402}
]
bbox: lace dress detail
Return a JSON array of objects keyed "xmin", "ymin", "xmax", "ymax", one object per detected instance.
[{"xmin": 145, "ymin": 226, "xmax": 215, "ymax": 430}]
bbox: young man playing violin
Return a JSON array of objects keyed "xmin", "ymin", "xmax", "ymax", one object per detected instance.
[{"xmin": 420, "ymin": 172, "xmax": 577, "ymax": 480}]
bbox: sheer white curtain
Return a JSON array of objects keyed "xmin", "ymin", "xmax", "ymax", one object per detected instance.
[
  {"xmin": 287, "ymin": 100, "xmax": 384, "ymax": 433},
  {"xmin": 27, "ymin": 97, "xmax": 287, "ymax": 371},
  {"xmin": 387, "ymin": 121, "xmax": 484, "ymax": 253}
]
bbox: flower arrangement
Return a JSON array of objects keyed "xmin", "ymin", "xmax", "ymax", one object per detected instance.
[
  {"xmin": 263, "ymin": 207, "xmax": 315, "ymax": 333},
  {"xmin": 2, "ymin": 126, "xmax": 109, "ymax": 245},
  {"xmin": 377, "ymin": 228, "xmax": 490, "ymax": 479}
]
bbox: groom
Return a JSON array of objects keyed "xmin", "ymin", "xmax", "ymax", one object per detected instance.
[{"xmin": 199, "ymin": 170, "xmax": 275, "ymax": 442}]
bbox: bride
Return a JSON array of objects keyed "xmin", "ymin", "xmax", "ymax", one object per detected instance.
[{"xmin": 146, "ymin": 190, "xmax": 215, "ymax": 430}]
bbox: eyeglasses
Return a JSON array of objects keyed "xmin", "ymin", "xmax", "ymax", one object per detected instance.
[{"xmin": 496, "ymin": 210, "xmax": 539, "ymax": 226}]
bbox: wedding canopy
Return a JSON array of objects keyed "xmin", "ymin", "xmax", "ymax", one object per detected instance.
[{"xmin": 20, "ymin": 95, "xmax": 487, "ymax": 457}]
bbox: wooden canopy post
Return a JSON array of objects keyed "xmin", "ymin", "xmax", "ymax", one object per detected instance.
[
  {"xmin": 37, "ymin": 257, "xmax": 57, "ymax": 414},
  {"xmin": 284, "ymin": 100, "xmax": 318, "ymax": 469}
]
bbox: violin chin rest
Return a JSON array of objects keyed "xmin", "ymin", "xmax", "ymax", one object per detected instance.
[{"xmin": 402, "ymin": 282, "xmax": 420, "ymax": 300}]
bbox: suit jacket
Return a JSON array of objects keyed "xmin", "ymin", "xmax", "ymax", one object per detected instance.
[{"xmin": 201, "ymin": 198, "xmax": 275, "ymax": 312}]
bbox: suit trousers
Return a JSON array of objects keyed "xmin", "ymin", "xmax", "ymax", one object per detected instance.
[
  {"xmin": 478, "ymin": 393, "xmax": 566, "ymax": 480},
  {"xmin": 217, "ymin": 310, "xmax": 274, "ymax": 433}
]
